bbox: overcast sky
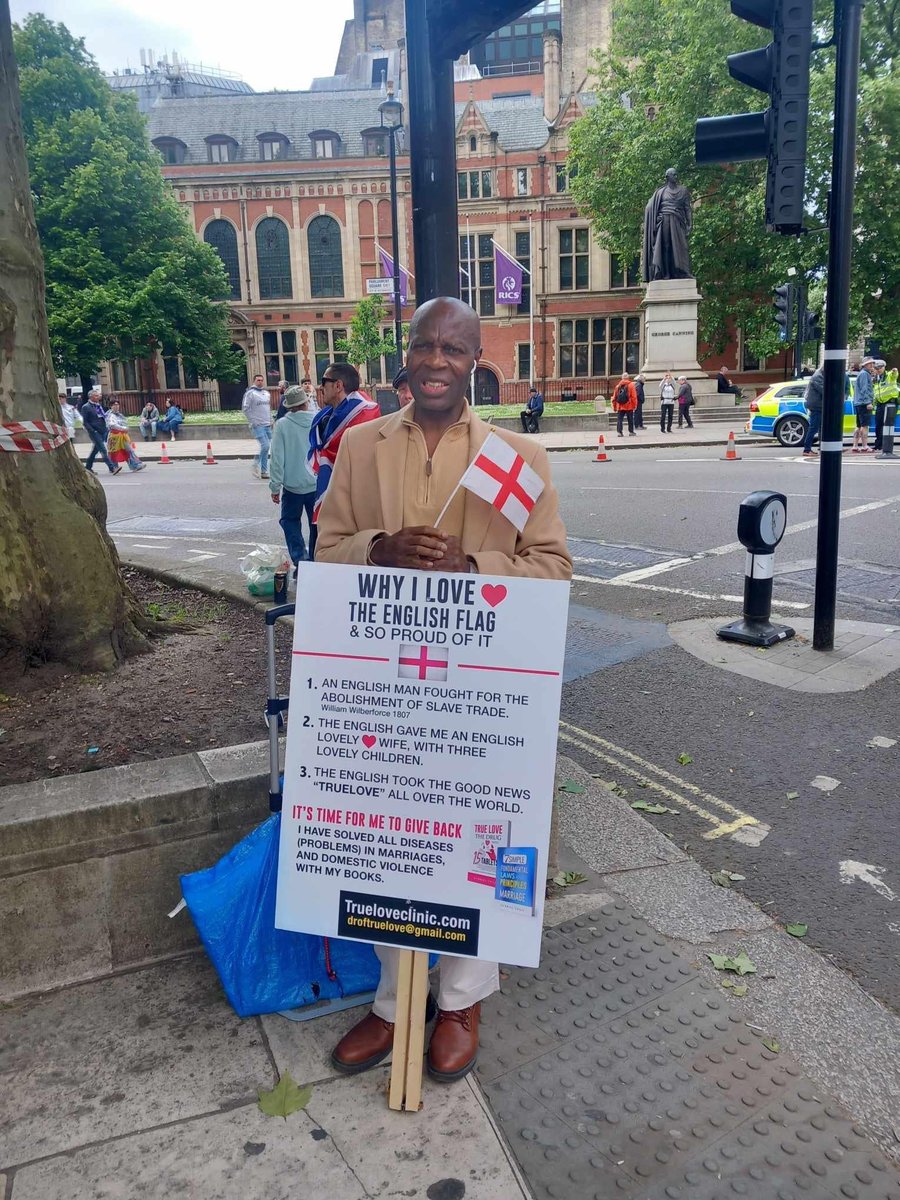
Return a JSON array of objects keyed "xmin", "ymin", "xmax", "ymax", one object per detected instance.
[{"xmin": 9, "ymin": 0, "xmax": 353, "ymax": 92}]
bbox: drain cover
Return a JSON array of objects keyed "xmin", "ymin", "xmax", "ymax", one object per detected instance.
[{"xmin": 568, "ymin": 538, "xmax": 677, "ymax": 580}]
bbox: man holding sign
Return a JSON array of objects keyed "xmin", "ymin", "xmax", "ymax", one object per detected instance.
[{"xmin": 316, "ymin": 297, "xmax": 571, "ymax": 1081}]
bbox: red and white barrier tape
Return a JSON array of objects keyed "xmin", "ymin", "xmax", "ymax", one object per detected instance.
[{"xmin": 0, "ymin": 421, "xmax": 69, "ymax": 453}]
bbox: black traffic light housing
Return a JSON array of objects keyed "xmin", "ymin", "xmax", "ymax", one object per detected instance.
[
  {"xmin": 801, "ymin": 307, "xmax": 822, "ymax": 341},
  {"xmin": 774, "ymin": 283, "xmax": 796, "ymax": 341},
  {"xmin": 695, "ymin": 0, "xmax": 813, "ymax": 234}
]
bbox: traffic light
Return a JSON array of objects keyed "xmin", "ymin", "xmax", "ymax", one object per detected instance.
[
  {"xmin": 801, "ymin": 307, "xmax": 822, "ymax": 341},
  {"xmin": 774, "ymin": 283, "xmax": 795, "ymax": 341},
  {"xmin": 695, "ymin": 0, "xmax": 813, "ymax": 234}
]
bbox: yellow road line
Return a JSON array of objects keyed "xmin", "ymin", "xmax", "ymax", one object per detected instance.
[
  {"xmin": 557, "ymin": 722, "xmax": 762, "ymax": 840},
  {"xmin": 559, "ymin": 721, "xmax": 755, "ymax": 822}
]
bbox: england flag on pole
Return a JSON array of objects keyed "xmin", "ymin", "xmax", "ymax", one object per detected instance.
[{"xmin": 458, "ymin": 432, "xmax": 545, "ymax": 533}]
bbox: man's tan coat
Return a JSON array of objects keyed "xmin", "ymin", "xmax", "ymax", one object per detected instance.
[{"xmin": 315, "ymin": 407, "xmax": 572, "ymax": 580}]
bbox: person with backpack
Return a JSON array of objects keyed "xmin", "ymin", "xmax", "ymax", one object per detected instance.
[{"xmin": 612, "ymin": 373, "xmax": 638, "ymax": 437}]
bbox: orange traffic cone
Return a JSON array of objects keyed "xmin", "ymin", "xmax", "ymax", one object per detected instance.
[
  {"xmin": 159, "ymin": 442, "xmax": 171, "ymax": 464},
  {"xmin": 593, "ymin": 434, "xmax": 610, "ymax": 463},
  {"xmin": 722, "ymin": 431, "xmax": 741, "ymax": 461},
  {"xmin": 204, "ymin": 441, "xmax": 217, "ymax": 465}
]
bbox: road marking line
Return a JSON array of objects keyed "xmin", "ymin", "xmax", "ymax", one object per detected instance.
[
  {"xmin": 606, "ymin": 557, "xmax": 693, "ymax": 583},
  {"xmin": 570, "ymin": 574, "xmax": 811, "ymax": 609},
  {"xmin": 701, "ymin": 815, "xmax": 758, "ymax": 840},
  {"xmin": 130, "ymin": 543, "xmax": 171, "ymax": 550},
  {"xmin": 839, "ymin": 860, "xmax": 897, "ymax": 902},
  {"xmin": 556, "ymin": 720, "xmax": 763, "ymax": 825}
]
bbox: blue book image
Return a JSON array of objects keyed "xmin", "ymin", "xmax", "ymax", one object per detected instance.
[{"xmin": 495, "ymin": 846, "xmax": 539, "ymax": 913}]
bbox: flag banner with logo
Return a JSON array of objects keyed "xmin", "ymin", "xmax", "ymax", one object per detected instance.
[
  {"xmin": 378, "ymin": 245, "xmax": 410, "ymax": 305},
  {"xmin": 457, "ymin": 432, "xmax": 545, "ymax": 533},
  {"xmin": 275, "ymin": 562, "xmax": 570, "ymax": 966},
  {"xmin": 494, "ymin": 245, "xmax": 523, "ymax": 306}
]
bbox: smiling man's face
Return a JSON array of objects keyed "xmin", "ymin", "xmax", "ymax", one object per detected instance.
[{"xmin": 406, "ymin": 298, "xmax": 481, "ymax": 419}]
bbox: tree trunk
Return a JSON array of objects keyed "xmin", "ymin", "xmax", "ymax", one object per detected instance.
[{"xmin": 0, "ymin": 1, "xmax": 148, "ymax": 670}]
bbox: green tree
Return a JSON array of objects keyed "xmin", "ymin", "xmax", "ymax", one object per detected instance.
[
  {"xmin": 0, "ymin": 1, "xmax": 153, "ymax": 668},
  {"xmin": 336, "ymin": 296, "xmax": 398, "ymax": 383},
  {"xmin": 12, "ymin": 14, "xmax": 241, "ymax": 386},
  {"xmin": 568, "ymin": 0, "xmax": 900, "ymax": 359}
]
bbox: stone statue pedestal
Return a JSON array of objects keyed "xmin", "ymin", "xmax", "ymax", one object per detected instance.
[{"xmin": 641, "ymin": 278, "xmax": 719, "ymax": 409}]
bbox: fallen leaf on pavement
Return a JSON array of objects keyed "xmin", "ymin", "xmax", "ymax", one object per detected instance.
[
  {"xmin": 553, "ymin": 871, "xmax": 588, "ymax": 888},
  {"xmin": 785, "ymin": 923, "xmax": 808, "ymax": 937},
  {"xmin": 677, "ymin": 753, "xmax": 693, "ymax": 765},
  {"xmin": 761, "ymin": 1038, "xmax": 781, "ymax": 1053},
  {"xmin": 557, "ymin": 780, "xmax": 586, "ymax": 794},
  {"xmin": 707, "ymin": 951, "xmax": 757, "ymax": 976},
  {"xmin": 731, "ymin": 984, "xmax": 748, "ymax": 997},
  {"xmin": 711, "ymin": 870, "xmax": 746, "ymax": 888},
  {"xmin": 631, "ymin": 800, "xmax": 679, "ymax": 815},
  {"xmin": 786, "ymin": 791, "xmax": 799, "ymax": 800},
  {"xmin": 258, "ymin": 1072, "xmax": 312, "ymax": 1119}
]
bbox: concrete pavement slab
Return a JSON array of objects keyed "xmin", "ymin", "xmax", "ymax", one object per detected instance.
[
  {"xmin": 305, "ymin": 1068, "xmax": 528, "ymax": 1199},
  {"xmin": 600, "ymin": 859, "xmax": 773, "ymax": 943},
  {"xmin": 0, "ymin": 955, "xmax": 272, "ymax": 1166},
  {"xmin": 9, "ymin": 1103, "xmax": 368, "ymax": 1200},
  {"xmin": 553, "ymin": 755, "xmax": 687, "ymax": 873},
  {"xmin": 669, "ymin": 616, "xmax": 900, "ymax": 693},
  {"xmin": 260, "ymin": 1001, "xmax": 373, "ymax": 1087}
]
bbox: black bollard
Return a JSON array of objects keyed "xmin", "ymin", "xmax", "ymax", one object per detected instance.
[
  {"xmin": 718, "ymin": 490, "xmax": 796, "ymax": 648},
  {"xmin": 878, "ymin": 403, "xmax": 897, "ymax": 459}
]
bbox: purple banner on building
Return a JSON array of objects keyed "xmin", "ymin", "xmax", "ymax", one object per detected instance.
[
  {"xmin": 495, "ymin": 245, "xmax": 523, "ymax": 306},
  {"xmin": 378, "ymin": 245, "xmax": 409, "ymax": 306}
]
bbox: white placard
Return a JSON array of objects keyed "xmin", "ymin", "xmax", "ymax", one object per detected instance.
[
  {"xmin": 365, "ymin": 277, "xmax": 395, "ymax": 295},
  {"xmin": 275, "ymin": 562, "xmax": 569, "ymax": 968}
]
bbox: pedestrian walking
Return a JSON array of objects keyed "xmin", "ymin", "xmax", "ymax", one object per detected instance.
[
  {"xmin": 60, "ymin": 393, "xmax": 81, "ymax": 441},
  {"xmin": 242, "ymin": 373, "xmax": 274, "ymax": 478},
  {"xmin": 873, "ymin": 360, "xmax": 899, "ymax": 451},
  {"xmin": 269, "ymin": 385, "xmax": 317, "ymax": 576},
  {"xmin": 801, "ymin": 366, "xmax": 825, "ymax": 457},
  {"xmin": 105, "ymin": 400, "xmax": 146, "ymax": 471},
  {"xmin": 611, "ymin": 373, "xmax": 638, "ymax": 437},
  {"xmin": 140, "ymin": 401, "xmax": 160, "ymax": 441},
  {"xmin": 316, "ymin": 296, "xmax": 571, "ymax": 1084},
  {"xmin": 852, "ymin": 358, "xmax": 877, "ymax": 453},
  {"xmin": 633, "ymin": 374, "xmax": 646, "ymax": 428},
  {"xmin": 677, "ymin": 376, "xmax": 695, "ymax": 428},
  {"xmin": 659, "ymin": 371, "xmax": 676, "ymax": 433},
  {"xmin": 79, "ymin": 389, "xmax": 121, "ymax": 474},
  {"xmin": 274, "ymin": 380, "xmax": 289, "ymax": 421},
  {"xmin": 520, "ymin": 385, "xmax": 544, "ymax": 433}
]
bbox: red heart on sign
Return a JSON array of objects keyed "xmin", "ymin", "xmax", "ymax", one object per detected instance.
[
  {"xmin": 481, "ymin": 584, "xmax": 507, "ymax": 608},
  {"xmin": 362, "ymin": 735, "xmax": 377, "ymax": 748}
]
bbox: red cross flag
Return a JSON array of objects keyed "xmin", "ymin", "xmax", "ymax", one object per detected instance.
[
  {"xmin": 398, "ymin": 644, "xmax": 449, "ymax": 681},
  {"xmin": 459, "ymin": 432, "xmax": 545, "ymax": 532}
]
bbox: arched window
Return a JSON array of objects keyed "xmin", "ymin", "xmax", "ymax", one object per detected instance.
[
  {"xmin": 469, "ymin": 135, "xmax": 477, "ymax": 152},
  {"xmin": 307, "ymin": 215, "xmax": 344, "ymax": 298},
  {"xmin": 205, "ymin": 135, "xmax": 238, "ymax": 163},
  {"xmin": 258, "ymin": 132, "xmax": 289, "ymax": 161},
  {"xmin": 256, "ymin": 218, "xmax": 292, "ymax": 299},
  {"xmin": 309, "ymin": 129, "xmax": 341, "ymax": 159},
  {"xmin": 203, "ymin": 220, "xmax": 241, "ymax": 300}
]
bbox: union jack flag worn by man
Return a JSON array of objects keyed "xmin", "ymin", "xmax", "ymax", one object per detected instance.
[{"xmin": 308, "ymin": 361, "xmax": 380, "ymax": 523}]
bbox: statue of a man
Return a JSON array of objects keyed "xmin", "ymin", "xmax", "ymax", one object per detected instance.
[{"xmin": 642, "ymin": 168, "xmax": 693, "ymax": 282}]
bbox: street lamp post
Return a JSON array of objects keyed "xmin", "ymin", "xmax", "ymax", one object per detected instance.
[{"xmin": 379, "ymin": 93, "xmax": 404, "ymax": 371}]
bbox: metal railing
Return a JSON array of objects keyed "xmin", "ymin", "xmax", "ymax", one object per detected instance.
[{"xmin": 106, "ymin": 389, "xmax": 217, "ymax": 415}]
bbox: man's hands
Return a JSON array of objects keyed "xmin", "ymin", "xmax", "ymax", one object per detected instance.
[
  {"xmin": 370, "ymin": 527, "xmax": 470, "ymax": 572},
  {"xmin": 271, "ymin": 492, "xmax": 280, "ymax": 504}
]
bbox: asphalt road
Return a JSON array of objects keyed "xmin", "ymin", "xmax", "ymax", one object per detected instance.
[{"xmin": 99, "ymin": 443, "xmax": 900, "ymax": 1010}]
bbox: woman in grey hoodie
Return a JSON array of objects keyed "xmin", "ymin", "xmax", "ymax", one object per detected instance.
[{"xmin": 269, "ymin": 386, "xmax": 317, "ymax": 571}]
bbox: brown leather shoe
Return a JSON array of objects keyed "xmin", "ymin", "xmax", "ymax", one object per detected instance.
[
  {"xmin": 331, "ymin": 994, "xmax": 438, "ymax": 1075},
  {"xmin": 330, "ymin": 1012, "xmax": 394, "ymax": 1074},
  {"xmin": 427, "ymin": 1003, "xmax": 480, "ymax": 1081}
]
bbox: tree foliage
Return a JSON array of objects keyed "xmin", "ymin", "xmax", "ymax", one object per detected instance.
[
  {"xmin": 12, "ymin": 15, "xmax": 242, "ymax": 382},
  {"xmin": 336, "ymin": 296, "xmax": 398, "ymax": 381},
  {"xmin": 569, "ymin": 0, "xmax": 900, "ymax": 358}
]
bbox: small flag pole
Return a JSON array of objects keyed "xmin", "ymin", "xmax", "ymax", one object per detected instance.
[{"xmin": 434, "ymin": 474, "xmax": 467, "ymax": 528}]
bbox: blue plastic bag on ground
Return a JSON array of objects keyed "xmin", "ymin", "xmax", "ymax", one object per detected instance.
[{"xmin": 180, "ymin": 812, "xmax": 380, "ymax": 1017}]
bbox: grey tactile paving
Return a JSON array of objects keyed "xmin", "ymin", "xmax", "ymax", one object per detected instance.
[{"xmin": 481, "ymin": 904, "xmax": 900, "ymax": 1200}]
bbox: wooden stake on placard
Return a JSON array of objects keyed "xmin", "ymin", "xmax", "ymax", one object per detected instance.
[{"xmin": 387, "ymin": 949, "xmax": 429, "ymax": 1111}]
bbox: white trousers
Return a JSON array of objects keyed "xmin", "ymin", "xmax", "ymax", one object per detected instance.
[{"xmin": 372, "ymin": 947, "xmax": 499, "ymax": 1021}]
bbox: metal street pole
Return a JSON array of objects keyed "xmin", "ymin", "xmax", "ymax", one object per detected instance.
[
  {"xmin": 794, "ymin": 285, "xmax": 806, "ymax": 380},
  {"xmin": 387, "ymin": 124, "xmax": 404, "ymax": 368},
  {"xmin": 813, "ymin": 0, "xmax": 864, "ymax": 651}
]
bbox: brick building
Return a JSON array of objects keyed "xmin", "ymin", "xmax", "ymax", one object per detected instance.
[{"xmin": 104, "ymin": 0, "xmax": 785, "ymax": 412}]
